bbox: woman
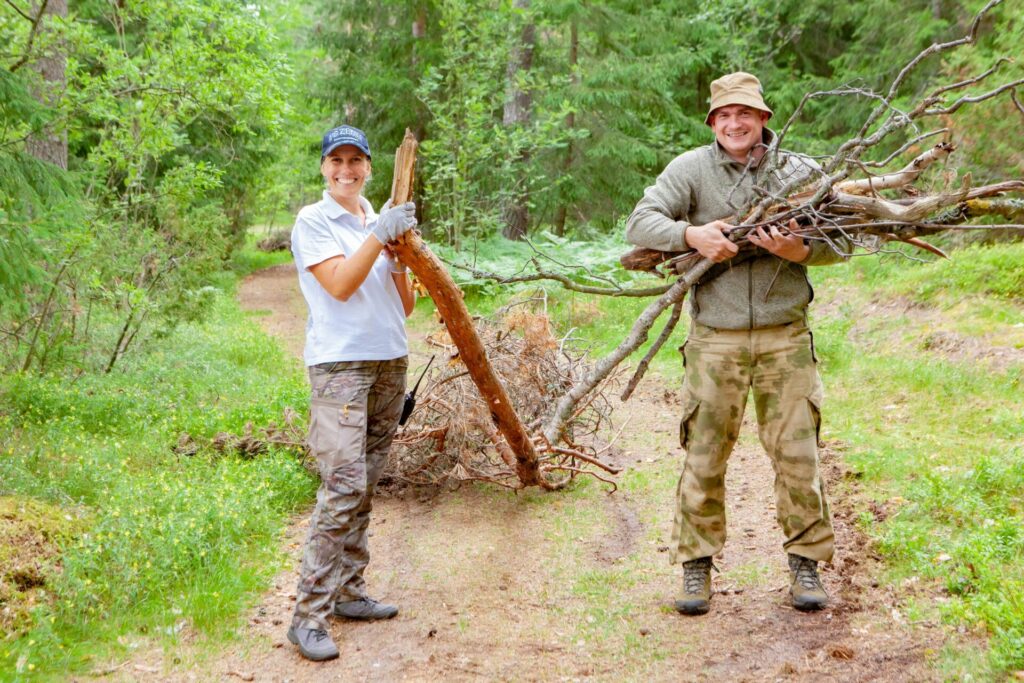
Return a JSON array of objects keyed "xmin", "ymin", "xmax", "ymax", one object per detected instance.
[{"xmin": 287, "ymin": 125, "xmax": 417, "ymax": 662}]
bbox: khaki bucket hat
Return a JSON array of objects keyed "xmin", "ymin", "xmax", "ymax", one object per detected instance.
[{"xmin": 704, "ymin": 72, "xmax": 773, "ymax": 125}]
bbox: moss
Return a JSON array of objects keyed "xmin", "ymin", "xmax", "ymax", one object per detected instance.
[{"xmin": 0, "ymin": 495, "xmax": 88, "ymax": 635}]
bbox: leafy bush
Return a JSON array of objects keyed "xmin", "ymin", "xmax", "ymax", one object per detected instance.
[{"xmin": 0, "ymin": 290, "xmax": 315, "ymax": 678}]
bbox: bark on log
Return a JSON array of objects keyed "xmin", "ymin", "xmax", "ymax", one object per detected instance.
[{"xmin": 387, "ymin": 129, "xmax": 550, "ymax": 488}]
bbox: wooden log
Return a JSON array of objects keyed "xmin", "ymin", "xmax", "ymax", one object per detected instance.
[
  {"xmin": 386, "ymin": 129, "xmax": 550, "ymax": 489},
  {"xmin": 619, "ymin": 245, "xmax": 684, "ymax": 272}
]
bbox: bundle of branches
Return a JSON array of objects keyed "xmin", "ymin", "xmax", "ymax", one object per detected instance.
[
  {"xmin": 387, "ymin": 300, "xmax": 622, "ymax": 491},
  {"xmin": 542, "ymin": 0, "xmax": 1024, "ymax": 417},
  {"xmin": 620, "ymin": 142, "xmax": 1024, "ymax": 278}
]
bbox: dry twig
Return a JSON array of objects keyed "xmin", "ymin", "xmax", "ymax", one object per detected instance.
[{"xmin": 388, "ymin": 302, "xmax": 620, "ymax": 490}]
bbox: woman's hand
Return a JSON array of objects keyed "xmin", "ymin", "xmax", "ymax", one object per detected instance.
[{"xmin": 371, "ymin": 201, "xmax": 417, "ymax": 244}]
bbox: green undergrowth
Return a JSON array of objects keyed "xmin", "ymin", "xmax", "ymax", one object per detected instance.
[
  {"xmin": 0, "ymin": 286, "xmax": 315, "ymax": 680},
  {"xmin": 229, "ymin": 224, "xmax": 295, "ymax": 277},
  {"xmin": 811, "ymin": 240, "xmax": 1024, "ymax": 677},
  {"xmin": 446, "ymin": 230, "xmax": 686, "ymax": 375}
]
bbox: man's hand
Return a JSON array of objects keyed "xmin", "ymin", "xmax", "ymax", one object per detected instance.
[
  {"xmin": 747, "ymin": 218, "xmax": 809, "ymax": 263},
  {"xmin": 685, "ymin": 220, "xmax": 740, "ymax": 263}
]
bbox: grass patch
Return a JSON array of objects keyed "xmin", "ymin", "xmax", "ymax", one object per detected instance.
[
  {"xmin": 816, "ymin": 241, "xmax": 1024, "ymax": 305},
  {"xmin": 229, "ymin": 225, "xmax": 294, "ymax": 277},
  {"xmin": 0, "ymin": 497, "xmax": 89, "ymax": 640},
  {"xmin": 0, "ymin": 286, "xmax": 315, "ymax": 679},
  {"xmin": 811, "ymin": 242, "xmax": 1024, "ymax": 674}
]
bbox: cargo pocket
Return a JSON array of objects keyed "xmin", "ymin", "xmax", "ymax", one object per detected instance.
[
  {"xmin": 308, "ymin": 396, "xmax": 368, "ymax": 474},
  {"xmin": 678, "ymin": 393, "xmax": 701, "ymax": 450},
  {"xmin": 808, "ymin": 381, "xmax": 824, "ymax": 448}
]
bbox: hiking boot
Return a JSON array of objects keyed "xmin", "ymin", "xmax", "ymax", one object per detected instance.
[
  {"xmin": 675, "ymin": 556, "xmax": 714, "ymax": 615},
  {"xmin": 788, "ymin": 553, "xmax": 829, "ymax": 611},
  {"xmin": 287, "ymin": 626, "xmax": 339, "ymax": 662},
  {"xmin": 333, "ymin": 597, "xmax": 399, "ymax": 621}
]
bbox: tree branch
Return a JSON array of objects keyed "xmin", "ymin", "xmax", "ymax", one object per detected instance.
[
  {"xmin": 9, "ymin": 0, "xmax": 51, "ymax": 73},
  {"xmin": 443, "ymin": 259, "xmax": 673, "ymax": 297},
  {"xmin": 4, "ymin": 0, "xmax": 33, "ymax": 22}
]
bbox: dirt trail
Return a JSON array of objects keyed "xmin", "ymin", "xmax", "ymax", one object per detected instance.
[{"xmin": 116, "ymin": 263, "xmax": 944, "ymax": 682}]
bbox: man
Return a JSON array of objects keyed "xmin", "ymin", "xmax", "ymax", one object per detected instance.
[{"xmin": 625, "ymin": 72, "xmax": 846, "ymax": 615}]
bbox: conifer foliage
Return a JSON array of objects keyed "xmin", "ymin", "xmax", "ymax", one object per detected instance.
[{"xmin": 310, "ymin": 0, "xmax": 1022, "ymax": 242}]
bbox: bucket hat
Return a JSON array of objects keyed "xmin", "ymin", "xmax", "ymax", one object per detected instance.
[{"xmin": 705, "ymin": 72, "xmax": 773, "ymax": 125}]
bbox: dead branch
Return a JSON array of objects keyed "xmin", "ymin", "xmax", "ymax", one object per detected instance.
[
  {"xmin": 830, "ymin": 174, "xmax": 972, "ymax": 222},
  {"xmin": 834, "ymin": 142, "xmax": 954, "ymax": 195},
  {"xmin": 541, "ymin": 259, "xmax": 713, "ymax": 444},
  {"xmin": 621, "ymin": 156, "xmax": 1024, "ymax": 276},
  {"xmin": 386, "ymin": 131, "xmax": 554, "ymax": 489},
  {"xmin": 1011, "ymin": 89, "xmax": 1024, "ymax": 120},
  {"xmin": 388, "ymin": 306, "xmax": 618, "ymax": 491},
  {"xmin": 620, "ymin": 298, "xmax": 683, "ymax": 401},
  {"xmin": 445, "ymin": 259, "xmax": 673, "ymax": 296}
]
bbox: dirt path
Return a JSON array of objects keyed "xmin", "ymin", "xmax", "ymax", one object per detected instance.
[{"xmin": 117, "ymin": 264, "xmax": 944, "ymax": 682}]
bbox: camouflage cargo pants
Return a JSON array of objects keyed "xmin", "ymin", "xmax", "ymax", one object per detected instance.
[
  {"xmin": 672, "ymin": 321, "xmax": 834, "ymax": 565},
  {"xmin": 292, "ymin": 357, "xmax": 407, "ymax": 631}
]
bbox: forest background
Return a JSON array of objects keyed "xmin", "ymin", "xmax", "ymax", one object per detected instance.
[{"xmin": 1, "ymin": 0, "xmax": 1022, "ymax": 679}]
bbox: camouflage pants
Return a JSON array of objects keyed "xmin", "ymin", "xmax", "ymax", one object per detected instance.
[
  {"xmin": 292, "ymin": 357, "xmax": 407, "ymax": 631},
  {"xmin": 672, "ymin": 321, "xmax": 834, "ymax": 565}
]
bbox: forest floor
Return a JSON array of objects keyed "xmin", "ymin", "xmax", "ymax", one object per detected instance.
[{"xmin": 104, "ymin": 263, "xmax": 949, "ymax": 682}]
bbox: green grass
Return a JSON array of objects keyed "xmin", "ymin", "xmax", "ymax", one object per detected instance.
[
  {"xmin": 823, "ymin": 242, "xmax": 1024, "ymax": 304},
  {"xmin": 0, "ymin": 286, "xmax": 316, "ymax": 679},
  {"xmin": 810, "ymin": 240, "xmax": 1024, "ymax": 676},
  {"xmin": 229, "ymin": 225, "xmax": 294, "ymax": 277}
]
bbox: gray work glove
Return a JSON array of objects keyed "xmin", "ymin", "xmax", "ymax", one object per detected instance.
[{"xmin": 371, "ymin": 199, "xmax": 417, "ymax": 244}]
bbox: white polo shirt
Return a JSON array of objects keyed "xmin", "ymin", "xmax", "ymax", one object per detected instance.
[{"xmin": 291, "ymin": 191, "xmax": 408, "ymax": 366}]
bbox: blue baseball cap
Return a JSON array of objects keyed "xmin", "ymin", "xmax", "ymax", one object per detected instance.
[{"xmin": 320, "ymin": 125, "xmax": 371, "ymax": 160}]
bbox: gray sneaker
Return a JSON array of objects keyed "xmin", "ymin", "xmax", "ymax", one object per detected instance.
[
  {"xmin": 333, "ymin": 597, "xmax": 399, "ymax": 620},
  {"xmin": 675, "ymin": 556, "xmax": 714, "ymax": 615},
  {"xmin": 287, "ymin": 626, "xmax": 339, "ymax": 661},
  {"xmin": 788, "ymin": 553, "xmax": 829, "ymax": 611}
]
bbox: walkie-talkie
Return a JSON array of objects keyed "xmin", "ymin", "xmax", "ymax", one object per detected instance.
[{"xmin": 399, "ymin": 355, "xmax": 435, "ymax": 426}]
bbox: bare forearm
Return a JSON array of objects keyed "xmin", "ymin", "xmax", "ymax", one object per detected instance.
[
  {"xmin": 311, "ymin": 236, "xmax": 385, "ymax": 301},
  {"xmin": 392, "ymin": 271, "xmax": 416, "ymax": 317}
]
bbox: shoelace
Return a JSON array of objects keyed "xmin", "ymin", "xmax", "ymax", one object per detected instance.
[
  {"xmin": 683, "ymin": 560, "xmax": 713, "ymax": 594},
  {"xmin": 794, "ymin": 559, "xmax": 823, "ymax": 590}
]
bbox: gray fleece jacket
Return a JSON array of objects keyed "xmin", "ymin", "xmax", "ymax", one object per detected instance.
[{"xmin": 625, "ymin": 131, "xmax": 847, "ymax": 330}]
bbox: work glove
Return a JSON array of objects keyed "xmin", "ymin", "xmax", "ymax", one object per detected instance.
[{"xmin": 372, "ymin": 199, "xmax": 417, "ymax": 244}]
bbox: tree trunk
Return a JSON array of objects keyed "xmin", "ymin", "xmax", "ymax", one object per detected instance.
[
  {"xmin": 553, "ymin": 17, "xmax": 578, "ymax": 237},
  {"xmin": 388, "ymin": 130, "xmax": 550, "ymax": 488},
  {"xmin": 25, "ymin": 0, "xmax": 68, "ymax": 170},
  {"xmin": 501, "ymin": 0, "xmax": 534, "ymax": 241}
]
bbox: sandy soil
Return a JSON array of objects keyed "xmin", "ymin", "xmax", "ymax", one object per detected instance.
[{"xmin": 98, "ymin": 263, "xmax": 949, "ymax": 682}]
